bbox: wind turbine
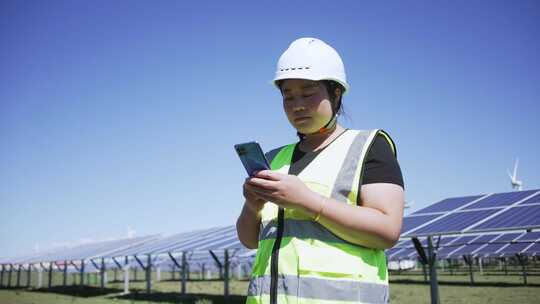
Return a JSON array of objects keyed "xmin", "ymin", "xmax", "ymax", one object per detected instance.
[
  {"xmin": 127, "ymin": 226, "xmax": 136, "ymax": 238},
  {"xmin": 404, "ymin": 200, "xmax": 414, "ymax": 209},
  {"xmin": 508, "ymin": 158, "xmax": 523, "ymax": 191}
]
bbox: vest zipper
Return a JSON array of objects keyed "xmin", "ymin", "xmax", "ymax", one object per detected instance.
[{"xmin": 269, "ymin": 207, "xmax": 284, "ymax": 304}]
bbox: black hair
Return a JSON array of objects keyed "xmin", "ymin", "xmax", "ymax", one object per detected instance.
[{"xmin": 321, "ymin": 80, "xmax": 345, "ymax": 116}]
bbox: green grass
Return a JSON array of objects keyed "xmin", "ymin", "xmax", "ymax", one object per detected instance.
[{"xmin": 1, "ymin": 271, "xmax": 539, "ymax": 304}]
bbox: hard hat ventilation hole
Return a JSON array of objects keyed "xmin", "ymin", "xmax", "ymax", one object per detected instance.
[{"xmin": 279, "ymin": 66, "xmax": 311, "ymax": 72}]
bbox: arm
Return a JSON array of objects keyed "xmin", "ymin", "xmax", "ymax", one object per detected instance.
[
  {"xmin": 310, "ymin": 183, "xmax": 404, "ymax": 249},
  {"xmin": 236, "ymin": 200, "xmax": 262, "ymax": 249},
  {"xmin": 246, "ymin": 172, "xmax": 404, "ymax": 249},
  {"xmin": 236, "ymin": 179, "xmax": 266, "ymax": 249}
]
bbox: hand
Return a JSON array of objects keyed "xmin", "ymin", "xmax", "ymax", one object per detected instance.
[
  {"xmin": 243, "ymin": 178, "xmax": 266, "ymax": 214},
  {"xmin": 245, "ymin": 170, "xmax": 318, "ymax": 212}
]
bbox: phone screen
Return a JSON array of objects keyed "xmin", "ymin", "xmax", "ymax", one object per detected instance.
[{"xmin": 234, "ymin": 142, "xmax": 270, "ymax": 176}]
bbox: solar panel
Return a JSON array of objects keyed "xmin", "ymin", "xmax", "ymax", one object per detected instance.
[
  {"xmin": 469, "ymin": 234, "xmax": 499, "ymax": 244},
  {"xmin": 20, "ymin": 235, "xmax": 159, "ymax": 264},
  {"xmin": 447, "ymin": 235, "xmax": 479, "ymax": 246},
  {"xmin": 498, "ymin": 243, "xmax": 532, "ymax": 256},
  {"xmin": 437, "ymin": 246, "xmax": 461, "ymax": 259},
  {"xmin": 463, "ymin": 190, "xmax": 538, "ymax": 210},
  {"xmin": 439, "ymin": 236, "xmax": 459, "ymax": 246},
  {"xmin": 411, "ymin": 195, "xmax": 484, "ymax": 214},
  {"xmin": 385, "ymin": 247, "xmax": 404, "ymax": 257},
  {"xmin": 164, "ymin": 226, "xmax": 241, "ymax": 253},
  {"xmin": 400, "ymin": 214, "xmax": 442, "ymax": 234},
  {"xmin": 517, "ymin": 192, "xmax": 540, "ymax": 205},
  {"xmin": 490, "ymin": 232, "xmax": 522, "ymax": 243},
  {"xmin": 470, "ymin": 205, "xmax": 540, "ymax": 231},
  {"xmin": 411, "ymin": 210, "xmax": 500, "ymax": 235},
  {"xmin": 387, "ymin": 230, "xmax": 540, "ymax": 261},
  {"xmin": 523, "ymin": 243, "xmax": 540, "ymax": 256},
  {"xmin": 446, "ymin": 244, "xmax": 486, "ymax": 257},
  {"xmin": 102, "ymin": 226, "xmax": 225, "ymax": 257},
  {"xmin": 515, "ymin": 231, "xmax": 540, "ymax": 242},
  {"xmin": 403, "ymin": 189, "xmax": 540, "ymax": 237},
  {"xmin": 474, "ymin": 243, "xmax": 507, "ymax": 257},
  {"xmin": 387, "ymin": 248, "xmax": 416, "ymax": 261}
]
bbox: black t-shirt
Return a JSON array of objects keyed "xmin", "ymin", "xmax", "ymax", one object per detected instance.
[{"xmin": 287, "ymin": 132, "xmax": 404, "ymax": 202}]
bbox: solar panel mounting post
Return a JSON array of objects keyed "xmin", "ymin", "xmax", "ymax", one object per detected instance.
[
  {"xmin": 47, "ymin": 262, "xmax": 53, "ymax": 288},
  {"xmin": 38, "ymin": 263, "xmax": 44, "ymax": 288},
  {"xmin": 224, "ymin": 249, "xmax": 230, "ymax": 298},
  {"xmin": 462, "ymin": 255, "xmax": 474, "ymax": 284},
  {"xmin": 412, "ymin": 237, "xmax": 429, "ymax": 282},
  {"xmin": 62, "ymin": 261, "xmax": 68, "ymax": 287},
  {"xmin": 0, "ymin": 264, "xmax": 4, "ymax": 287},
  {"xmin": 123, "ymin": 259, "xmax": 130, "ymax": 295},
  {"xmin": 16, "ymin": 264, "xmax": 21, "ymax": 287},
  {"xmin": 80, "ymin": 259, "xmax": 85, "ymax": 287},
  {"xmin": 27, "ymin": 264, "xmax": 32, "ymax": 288},
  {"xmin": 478, "ymin": 257, "xmax": 483, "ymax": 275},
  {"xmin": 7, "ymin": 264, "xmax": 12, "ymax": 287},
  {"xmin": 181, "ymin": 251, "xmax": 187, "ymax": 295},
  {"xmin": 209, "ymin": 250, "xmax": 223, "ymax": 278},
  {"xmin": 516, "ymin": 254, "xmax": 528, "ymax": 285},
  {"xmin": 427, "ymin": 236, "xmax": 440, "ymax": 304},
  {"xmin": 145, "ymin": 254, "xmax": 152, "ymax": 293},
  {"xmin": 101, "ymin": 258, "xmax": 106, "ymax": 289}
]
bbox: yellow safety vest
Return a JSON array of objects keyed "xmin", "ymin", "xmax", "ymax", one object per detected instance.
[{"xmin": 246, "ymin": 129, "xmax": 396, "ymax": 304}]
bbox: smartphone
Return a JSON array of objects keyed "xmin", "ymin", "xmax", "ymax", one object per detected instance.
[{"xmin": 234, "ymin": 141, "xmax": 270, "ymax": 176}]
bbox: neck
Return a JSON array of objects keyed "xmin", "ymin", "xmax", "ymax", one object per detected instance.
[{"xmin": 299, "ymin": 124, "xmax": 345, "ymax": 152}]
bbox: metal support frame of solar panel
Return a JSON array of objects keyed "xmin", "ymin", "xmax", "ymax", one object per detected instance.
[
  {"xmin": 99, "ymin": 227, "xmax": 223, "ymax": 258},
  {"xmin": 386, "ymin": 231, "xmax": 540, "ymax": 261},
  {"xmin": 101, "ymin": 225, "xmax": 244, "ymax": 259},
  {"xmin": 1, "ymin": 235, "xmax": 160, "ymax": 266},
  {"xmin": 401, "ymin": 189, "xmax": 540, "ymax": 238},
  {"xmin": 0, "ymin": 225, "xmax": 246, "ymax": 274}
]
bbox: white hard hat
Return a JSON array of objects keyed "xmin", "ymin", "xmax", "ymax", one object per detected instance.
[{"xmin": 273, "ymin": 37, "xmax": 349, "ymax": 93}]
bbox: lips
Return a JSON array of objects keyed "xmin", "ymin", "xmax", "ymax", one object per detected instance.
[{"xmin": 294, "ymin": 116, "xmax": 311, "ymax": 122}]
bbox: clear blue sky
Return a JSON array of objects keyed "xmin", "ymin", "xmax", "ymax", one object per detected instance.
[{"xmin": 1, "ymin": 1, "xmax": 539, "ymax": 258}]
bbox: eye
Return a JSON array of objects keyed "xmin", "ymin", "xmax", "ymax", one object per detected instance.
[
  {"xmin": 283, "ymin": 96, "xmax": 293, "ymax": 102},
  {"xmin": 302, "ymin": 94, "xmax": 314, "ymax": 98}
]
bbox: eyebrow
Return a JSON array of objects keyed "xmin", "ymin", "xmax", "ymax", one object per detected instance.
[{"xmin": 282, "ymin": 83, "xmax": 318, "ymax": 93}]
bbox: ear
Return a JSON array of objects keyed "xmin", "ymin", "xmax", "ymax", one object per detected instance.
[
  {"xmin": 334, "ymin": 87, "xmax": 342, "ymax": 100},
  {"xmin": 333, "ymin": 86, "xmax": 343, "ymax": 114}
]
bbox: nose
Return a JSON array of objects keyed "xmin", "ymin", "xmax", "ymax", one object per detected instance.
[{"xmin": 290, "ymin": 96, "xmax": 308, "ymax": 112}]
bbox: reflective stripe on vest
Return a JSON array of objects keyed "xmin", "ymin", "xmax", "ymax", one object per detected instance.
[{"xmin": 247, "ymin": 129, "xmax": 392, "ymax": 304}]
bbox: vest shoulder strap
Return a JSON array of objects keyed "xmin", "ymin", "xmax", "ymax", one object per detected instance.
[
  {"xmin": 266, "ymin": 144, "xmax": 296, "ymax": 171},
  {"xmin": 376, "ymin": 129, "xmax": 397, "ymax": 157}
]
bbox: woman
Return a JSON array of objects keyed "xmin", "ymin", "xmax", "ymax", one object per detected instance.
[{"xmin": 236, "ymin": 38, "xmax": 404, "ymax": 304}]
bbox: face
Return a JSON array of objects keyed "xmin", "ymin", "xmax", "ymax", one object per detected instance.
[{"xmin": 280, "ymin": 79, "xmax": 334, "ymax": 134}]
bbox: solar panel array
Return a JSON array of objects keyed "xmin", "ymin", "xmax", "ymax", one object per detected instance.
[
  {"xmin": 386, "ymin": 231, "xmax": 540, "ymax": 261},
  {"xmin": 0, "ymin": 225, "xmax": 247, "ymax": 269},
  {"xmin": 402, "ymin": 189, "xmax": 540, "ymax": 237},
  {"xmin": 2, "ymin": 189, "xmax": 539, "ymax": 270}
]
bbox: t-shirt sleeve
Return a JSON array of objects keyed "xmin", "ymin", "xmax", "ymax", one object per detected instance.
[{"xmin": 361, "ymin": 134, "xmax": 404, "ymax": 189}]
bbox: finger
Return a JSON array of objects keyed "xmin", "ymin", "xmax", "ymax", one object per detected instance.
[
  {"xmin": 245, "ymin": 183, "xmax": 274, "ymax": 196},
  {"xmin": 254, "ymin": 170, "xmax": 282, "ymax": 181},
  {"xmin": 247, "ymin": 177, "xmax": 278, "ymax": 189}
]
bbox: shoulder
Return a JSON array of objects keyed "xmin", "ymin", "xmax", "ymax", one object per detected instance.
[
  {"xmin": 347, "ymin": 129, "xmax": 397, "ymax": 157},
  {"xmin": 265, "ymin": 143, "xmax": 297, "ymax": 164},
  {"xmin": 361, "ymin": 129, "xmax": 404, "ymax": 189},
  {"xmin": 265, "ymin": 146, "xmax": 284, "ymax": 164}
]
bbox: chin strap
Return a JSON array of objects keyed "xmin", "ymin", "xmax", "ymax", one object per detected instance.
[{"xmin": 297, "ymin": 114, "xmax": 338, "ymax": 140}]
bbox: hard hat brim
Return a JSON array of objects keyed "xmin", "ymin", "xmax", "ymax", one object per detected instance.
[{"xmin": 271, "ymin": 74, "xmax": 349, "ymax": 94}]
